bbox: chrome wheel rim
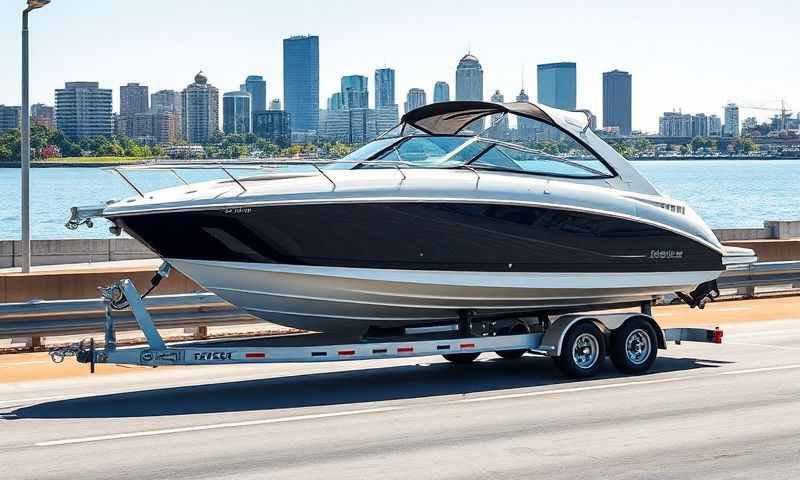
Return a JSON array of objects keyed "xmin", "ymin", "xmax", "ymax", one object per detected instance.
[
  {"xmin": 625, "ymin": 329, "xmax": 651, "ymax": 365},
  {"xmin": 572, "ymin": 333, "xmax": 600, "ymax": 369}
]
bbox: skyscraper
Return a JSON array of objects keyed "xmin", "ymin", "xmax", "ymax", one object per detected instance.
[
  {"xmin": 724, "ymin": 103, "xmax": 740, "ymax": 137},
  {"xmin": 283, "ymin": 35, "xmax": 319, "ymax": 132},
  {"xmin": 151, "ymin": 89, "xmax": 182, "ymax": 138},
  {"xmin": 537, "ymin": 62, "xmax": 576, "ymax": 111},
  {"xmin": 120, "ymin": 83, "xmax": 149, "ymax": 115},
  {"xmin": 375, "ymin": 68, "xmax": 395, "ymax": 108},
  {"xmin": 433, "ymin": 81, "xmax": 450, "ymax": 103},
  {"xmin": 0, "ymin": 105, "xmax": 21, "ymax": 132},
  {"xmin": 602, "ymin": 69, "xmax": 632, "ymax": 135},
  {"xmin": 691, "ymin": 113, "xmax": 709, "ymax": 137},
  {"xmin": 341, "ymin": 75, "xmax": 369, "ymax": 109},
  {"xmin": 30, "ymin": 103, "xmax": 54, "ymax": 128},
  {"xmin": 253, "ymin": 110, "xmax": 291, "ymax": 147},
  {"xmin": 55, "ymin": 82, "xmax": 113, "ymax": 140},
  {"xmin": 181, "ymin": 71, "xmax": 219, "ymax": 143},
  {"xmin": 223, "ymin": 90, "xmax": 252, "ymax": 134},
  {"xmin": 455, "ymin": 53, "xmax": 483, "ymax": 101},
  {"xmin": 327, "ymin": 92, "xmax": 344, "ymax": 111},
  {"xmin": 404, "ymin": 88, "xmax": 427, "ymax": 113},
  {"xmin": 709, "ymin": 115, "xmax": 722, "ymax": 136},
  {"xmin": 244, "ymin": 75, "xmax": 267, "ymax": 113},
  {"xmin": 489, "ymin": 90, "xmax": 508, "ymax": 136}
]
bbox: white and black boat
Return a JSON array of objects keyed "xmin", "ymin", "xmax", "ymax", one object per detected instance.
[{"xmin": 68, "ymin": 101, "xmax": 756, "ymax": 334}]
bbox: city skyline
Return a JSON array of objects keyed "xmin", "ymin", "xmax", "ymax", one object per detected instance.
[{"xmin": 0, "ymin": 0, "xmax": 797, "ymax": 133}]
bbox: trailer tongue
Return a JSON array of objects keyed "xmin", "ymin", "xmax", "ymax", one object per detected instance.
[{"xmin": 50, "ymin": 263, "xmax": 723, "ymax": 379}]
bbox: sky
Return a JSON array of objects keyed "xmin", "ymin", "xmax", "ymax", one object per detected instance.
[{"xmin": 0, "ymin": 0, "xmax": 797, "ymax": 133}]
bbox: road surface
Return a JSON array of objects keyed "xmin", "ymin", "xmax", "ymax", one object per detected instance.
[{"xmin": 1, "ymin": 297, "xmax": 799, "ymax": 479}]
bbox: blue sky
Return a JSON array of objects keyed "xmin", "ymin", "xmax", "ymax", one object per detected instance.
[{"xmin": 0, "ymin": 0, "xmax": 797, "ymax": 132}]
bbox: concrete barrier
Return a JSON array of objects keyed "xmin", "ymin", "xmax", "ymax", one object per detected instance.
[
  {"xmin": 714, "ymin": 220, "xmax": 800, "ymax": 242},
  {"xmin": 0, "ymin": 238, "xmax": 156, "ymax": 268}
]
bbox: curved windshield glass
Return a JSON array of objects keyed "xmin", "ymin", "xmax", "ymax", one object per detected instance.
[{"xmin": 377, "ymin": 136, "xmax": 484, "ymax": 167}]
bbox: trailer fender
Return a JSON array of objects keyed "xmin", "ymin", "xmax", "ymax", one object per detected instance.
[{"xmin": 539, "ymin": 313, "xmax": 666, "ymax": 357}]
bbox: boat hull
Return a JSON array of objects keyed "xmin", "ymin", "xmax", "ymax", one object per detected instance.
[{"xmin": 168, "ymin": 258, "xmax": 721, "ymax": 333}]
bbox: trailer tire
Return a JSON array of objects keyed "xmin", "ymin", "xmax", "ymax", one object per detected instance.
[
  {"xmin": 610, "ymin": 318, "xmax": 658, "ymax": 374},
  {"xmin": 496, "ymin": 322, "xmax": 530, "ymax": 359},
  {"xmin": 443, "ymin": 352, "xmax": 480, "ymax": 364},
  {"xmin": 553, "ymin": 321, "xmax": 605, "ymax": 378}
]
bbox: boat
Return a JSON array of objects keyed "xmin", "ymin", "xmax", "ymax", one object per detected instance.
[{"xmin": 67, "ymin": 100, "xmax": 756, "ymax": 334}]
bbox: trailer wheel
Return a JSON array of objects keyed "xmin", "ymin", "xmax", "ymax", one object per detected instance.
[
  {"xmin": 553, "ymin": 322, "xmax": 605, "ymax": 378},
  {"xmin": 610, "ymin": 318, "xmax": 658, "ymax": 374},
  {"xmin": 443, "ymin": 352, "xmax": 480, "ymax": 364},
  {"xmin": 496, "ymin": 323, "xmax": 530, "ymax": 359}
]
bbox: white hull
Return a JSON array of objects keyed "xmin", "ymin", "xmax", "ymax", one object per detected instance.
[{"xmin": 169, "ymin": 258, "xmax": 722, "ymax": 333}]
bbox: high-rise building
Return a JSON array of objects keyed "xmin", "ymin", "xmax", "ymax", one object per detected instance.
[
  {"xmin": 349, "ymin": 108, "xmax": 377, "ymax": 144},
  {"xmin": 283, "ymin": 35, "xmax": 319, "ymax": 132},
  {"xmin": 602, "ymin": 69, "xmax": 631, "ymax": 135},
  {"xmin": 151, "ymin": 89, "xmax": 182, "ymax": 137},
  {"xmin": 404, "ymin": 88, "xmax": 427, "ymax": 113},
  {"xmin": 723, "ymin": 103, "xmax": 740, "ymax": 137},
  {"xmin": 129, "ymin": 110, "xmax": 178, "ymax": 145},
  {"xmin": 181, "ymin": 72, "xmax": 219, "ymax": 143},
  {"xmin": 433, "ymin": 81, "xmax": 450, "ymax": 103},
  {"xmin": 244, "ymin": 75, "xmax": 267, "ymax": 113},
  {"xmin": 658, "ymin": 111, "xmax": 692, "ymax": 137},
  {"xmin": 327, "ymin": 92, "xmax": 344, "ymax": 111},
  {"xmin": 691, "ymin": 113, "xmax": 709, "ymax": 137},
  {"xmin": 253, "ymin": 110, "xmax": 291, "ymax": 147},
  {"xmin": 375, "ymin": 104, "xmax": 399, "ymax": 136},
  {"xmin": 489, "ymin": 90, "xmax": 508, "ymax": 136},
  {"xmin": 455, "ymin": 54, "xmax": 483, "ymax": 101},
  {"xmin": 537, "ymin": 62, "xmax": 576, "ymax": 111},
  {"xmin": 30, "ymin": 103, "xmax": 54, "ymax": 128},
  {"xmin": 375, "ymin": 68, "xmax": 395, "ymax": 108},
  {"xmin": 0, "ymin": 105, "xmax": 21, "ymax": 132},
  {"xmin": 709, "ymin": 115, "xmax": 722, "ymax": 136},
  {"xmin": 55, "ymin": 81, "xmax": 113, "ymax": 140},
  {"xmin": 341, "ymin": 75, "xmax": 369, "ymax": 109},
  {"xmin": 319, "ymin": 109, "xmax": 350, "ymax": 143},
  {"xmin": 120, "ymin": 83, "xmax": 149, "ymax": 116},
  {"xmin": 223, "ymin": 90, "xmax": 252, "ymax": 134},
  {"xmin": 515, "ymin": 89, "xmax": 536, "ymax": 139},
  {"xmin": 269, "ymin": 98, "xmax": 281, "ymax": 110}
]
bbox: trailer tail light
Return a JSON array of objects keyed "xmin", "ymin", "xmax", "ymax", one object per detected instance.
[
  {"xmin": 338, "ymin": 350, "xmax": 356, "ymax": 356},
  {"xmin": 397, "ymin": 346, "xmax": 414, "ymax": 353},
  {"xmin": 712, "ymin": 328, "xmax": 723, "ymax": 344},
  {"xmin": 460, "ymin": 343, "xmax": 476, "ymax": 349},
  {"xmin": 245, "ymin": 352, "xmax": 266, "ymax": 359}
]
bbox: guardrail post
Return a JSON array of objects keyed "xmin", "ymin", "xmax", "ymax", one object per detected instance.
[
  {"xmin": 10, "ymin": 335, "xmax": 41, "ymax": 351},
  {"xmin": 184, "ymin": 326, "xmax": 208, "ymax": 339},
  {"xmin": 737, "ymin": 286, "xmax": 756, "ymax": 299}
]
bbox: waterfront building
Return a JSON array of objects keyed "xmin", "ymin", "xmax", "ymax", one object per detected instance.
[
  {"xmin": 349, "ymin": 108, "xmax": 377, "ymax": 144},
  {"xmin": 0, "ymin": 105, "xmax": 21, "ymax": 132},
  {"xmin": 709, "ymin": 115, "xmax": 722, "ymax": 136},
  {"xmin": 283, "ymin": 35, "xmax": 320, "ymax": 132},
  {"xmin": 602, "ymin": 69, "xmax": 631, "ymax": 135},
  {"xmin": 743, "ymin": 116, "xmax": 758, "ymax": 130},
  {"xmin": 375, "ymin": 68, "xmax": 395, "ymax": 108},
  {"xmin": 327, "ymin": 92, "xmax": 344, "ymax": 111},
  {"xmin": 30, "ymin": 103, "xmax": 54, "ymax": 129},
  {"xmin": 341, "ymin": 75, "xmax": 369, "ymax": 109},
  {"xmin": 489, "ymin": 90, "xmax": 508, "ymax": 137},
  {"xmin": 223, "ymin": 90, "xmax": 252, "ymax": 134},
  {"xmin": 514, "ymin": 88, "xmax": 537, "ymax": 140},
  {"xmin": 691, "ymin": 113, "xmax": 709, "ymax": 137},
  {"xmin": 120, "ymin": 83, "xmax": 149, "ymax": 115},
  {"xmin": 180, "ymin": 71, "xmax": 219, "ymax": 144},
  {"xmin": 658, "ymin": 111, "xmax": 692, "ymax": 137},
  {"xmin": 269, "ymin": 98, "xmax": 281, "ymax": 110},
  {"xmin": 55, "ymin": 81, "xmax": 113, "ymax": 140},
  {"xmin": 537, "ymin": 62, "xmax": 576, "ymax": 111},
  {"xmin": 433, "ymin": 81, "xmax": 450, "ymax": 103},
  {"xmin": 130, "ymin": 110, "xmax": 178, "ymax": 145},
  {"xmin": 319, "ymin": 109, "xmax": 350, "ymax": 143},
  {"xmin": 253, "ymin": 110, "xmax": 291, "ymax": 147},
  {"xmin": 723, "ymin": 103, "xmax": 740, "ymax": 137},
  {"xmin": 151, "ymin": 89, "xmax": 182, "ymax": 137},
  {"xmin": 244, "ymin": 75, "xmax": 267, "ymax": 113},
  {"xmin": 375, "ymin": 104, "xmax": 399, "ymax": 136},
  {"xmin": 404, "ymin": 88, "xmax": 427, "ymax": 113},
  {"xmin": 455, "ymin": 53, "xmax": 483, "ymax": 101}
]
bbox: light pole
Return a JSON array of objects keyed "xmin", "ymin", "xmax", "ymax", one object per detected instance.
[{"xmin": 21, "ymin": 0, "xmax": 51, "ymax": 273}]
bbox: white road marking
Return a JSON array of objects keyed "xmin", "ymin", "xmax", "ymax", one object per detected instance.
[
  {"xmin": 721, "ymin": 364, "xmax": 800, "ymax": 375},
  {"xmin": 35, "ymin": 406, "xmax": 401, "ymax": 447},
  {"xmin": 713, "ymin": 307, "xmax": 752, "ymax": 312},
  {"xmin": 725, "ymin": 341, "xmax": 800, "ymax": 351}
]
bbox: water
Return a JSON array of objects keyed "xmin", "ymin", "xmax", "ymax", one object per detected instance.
[{"xmin": 0, "ymin": 160, "xmax": 798, "ymax": 240}]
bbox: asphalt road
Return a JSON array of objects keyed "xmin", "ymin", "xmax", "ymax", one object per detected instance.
[{"xmin": 2, "ymin": 317, "xmax": 800, "ymax": 479}]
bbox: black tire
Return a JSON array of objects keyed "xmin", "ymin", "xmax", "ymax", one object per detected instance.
[
  {"xmin": 610, "ymin": 318, "xmax": 658, "ymax": 374},
  {"xmin": 443, "ymin": 352, "xmax": 481, "ymax": 364},
  {"xmin": 553, "ymin": 322, "xmax": 606, "ymax": 379},
  {"xmin": 496, "ymin": 323, "xmax": 530, "ymax": 359}
]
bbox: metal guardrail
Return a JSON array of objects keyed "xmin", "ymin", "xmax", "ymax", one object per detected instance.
[{"xmin": 1, "ymin": 261, "xmax": 798, "ymax": 342}]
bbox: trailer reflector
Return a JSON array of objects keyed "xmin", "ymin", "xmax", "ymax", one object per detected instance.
[
  {"xmin": 338, "ymin": 350, "xmax": 356, "ymax": 356},
  {"xmin": 460, "ymin": 343, "xmax": 476, "ymax": 349},
  {"xmin": 372, "ymin": 348, "xmax": 388, "ymax": 354},
  {"xmin": 245, "ymin": 352, "xmax": 266, "ymax": 359},
  {"xmin": 437, "ymin": 345, "xmax": 451, "ymax": 350},
  {"xmin": 397, "ymin": 347, "xmax": 414, "ymax": 353},
  {"xmin": 311, "ymin": 351, "xmax": 327, "ymax": 357}
]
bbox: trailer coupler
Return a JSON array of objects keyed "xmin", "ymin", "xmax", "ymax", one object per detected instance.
[{"xmin": 676, "ymin": 280, "xmax": 719, "ymax": 309}]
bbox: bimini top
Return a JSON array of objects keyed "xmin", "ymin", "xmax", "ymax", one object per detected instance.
[{"xmin": 400, "ymin": 100, "xmax": 558, "ymax": 135}]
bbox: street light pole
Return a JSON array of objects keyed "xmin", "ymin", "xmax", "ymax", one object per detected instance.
[
  {"xmin": 20, "ymin": 0, "xmax": 50, "ymax": 273},
  {"xmin": 21, "ymin": 8, "xmax": 31, "ymax": 273}
]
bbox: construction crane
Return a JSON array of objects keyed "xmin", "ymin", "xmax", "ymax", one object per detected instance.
[{"xmin": 729, "ymin": 100, "xmax": 794, "ymax": 131}]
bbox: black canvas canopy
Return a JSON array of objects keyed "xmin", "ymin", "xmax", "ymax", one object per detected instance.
[{"xmin": 400, "ymin": 101, "xmax": 556, "ymax": 135}]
